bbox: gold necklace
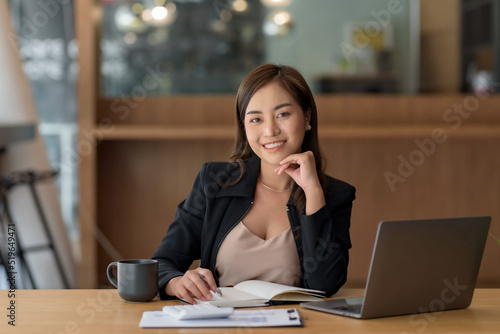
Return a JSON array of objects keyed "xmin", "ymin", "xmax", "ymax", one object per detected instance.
[{"xmin": 257, "ymin": 178, "xmax": 291, "ymax": 193}]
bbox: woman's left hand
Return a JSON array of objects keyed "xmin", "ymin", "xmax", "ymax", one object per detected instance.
[
  {"xmin": 274, "ymin": 151, "xmax": 320, "ymax": 192},
  {"xmin": 275, "ymin": 151, "xmax": 326, "ymax": 215}
]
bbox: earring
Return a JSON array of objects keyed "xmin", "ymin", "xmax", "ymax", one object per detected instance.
[{"xmin": 307, "ymin": 125, "xmax": 312, "ymax": 131}]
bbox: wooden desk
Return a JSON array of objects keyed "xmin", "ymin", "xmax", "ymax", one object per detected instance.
[{"xmin": 2, "ymin": 288, "xmax": 498, "ymax": 333}]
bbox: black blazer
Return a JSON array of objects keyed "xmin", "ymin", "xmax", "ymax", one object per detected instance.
[{"xmin": 152, "ymin": 156, "xmax": 356, "ymax": 299}]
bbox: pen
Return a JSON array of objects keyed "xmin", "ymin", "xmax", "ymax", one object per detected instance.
[{"xmin": 198, "ymin": 273, "xmax": 223, "ymax": 296}]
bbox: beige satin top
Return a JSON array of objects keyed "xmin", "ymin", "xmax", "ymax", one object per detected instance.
[{"xmin": 215, "ymin": 221, "xmax": 301, "ymax": 287}]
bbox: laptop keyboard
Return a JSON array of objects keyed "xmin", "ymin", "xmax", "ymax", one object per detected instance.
[{"xmin": 334, "ymin": 304, "xmax": 362, "ymax": 313}]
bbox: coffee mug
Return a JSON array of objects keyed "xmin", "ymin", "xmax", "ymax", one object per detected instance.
[{"xmin": 107, "ymin": 259, "xmax": 158, "ymax": 302}]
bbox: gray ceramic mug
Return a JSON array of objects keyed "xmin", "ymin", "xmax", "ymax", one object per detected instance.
[{"xmin": 107, "ymin": 259, "xmax": 158, "ymax": 302}]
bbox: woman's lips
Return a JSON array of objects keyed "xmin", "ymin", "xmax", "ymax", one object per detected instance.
[{"xmin": 262, "ymin": 140, "xmax": 286, "ymax": 151}]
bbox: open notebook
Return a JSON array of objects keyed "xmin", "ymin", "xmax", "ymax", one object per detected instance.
[{"xmin": 197, "ymin": 280, "xmax": 325, "ymax": 308}]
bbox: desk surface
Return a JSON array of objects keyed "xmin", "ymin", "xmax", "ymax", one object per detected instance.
[{"xmin": 2, "ymin": 288, "xmax": 498, "ymax": 333}]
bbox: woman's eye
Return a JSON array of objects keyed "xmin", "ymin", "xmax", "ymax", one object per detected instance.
[
  {"xmin": 277, "ymin": 112, "xmax": 290, "ymax": 118},
  {"xmin": 250, "ymin": 117, "xmax": 261, "ymax": 123}
]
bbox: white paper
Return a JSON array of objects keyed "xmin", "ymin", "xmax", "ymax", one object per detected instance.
[{"xmin": 139, "ymin": 308, "xmax": 303, "ymax": 328}]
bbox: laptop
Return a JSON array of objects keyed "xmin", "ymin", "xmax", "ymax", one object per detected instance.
[{"xmin": 301, "ymin": 216, "xmax": 491, "ymax": 319}]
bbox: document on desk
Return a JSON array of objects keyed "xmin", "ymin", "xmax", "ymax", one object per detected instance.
[{"xmin": 139, "ymin": 308, "xmax": 303, "ymax": 328}]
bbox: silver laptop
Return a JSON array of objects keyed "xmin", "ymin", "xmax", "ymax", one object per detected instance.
[{"xmin": 301, "ymin": 216, "xmax": 491, "ymax": 319}]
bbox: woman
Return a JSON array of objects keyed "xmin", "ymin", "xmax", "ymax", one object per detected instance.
[{"xmin": 152, "ymin": 64, "xmax": 356, "ymax": 304}]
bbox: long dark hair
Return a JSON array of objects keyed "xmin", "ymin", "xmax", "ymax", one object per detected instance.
[{"xmin": 230, "ymin": 64, "xmax": 328, "ymax": 215}]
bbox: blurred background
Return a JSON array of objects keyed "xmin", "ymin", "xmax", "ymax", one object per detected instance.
[{"xmin": 1, "ymin": 0, "xmax": 499, "ymax": 289}]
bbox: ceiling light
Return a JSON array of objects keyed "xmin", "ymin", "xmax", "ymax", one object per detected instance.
[
  {"xmin": 233, "ymin": 0, "xmax": 248, "ymax": 12},
  {"xmin": 261, "ymin": 0, "xmax": 291, "ymax": 7},
  {"xmin": 273, "ymin": 11, "xmax": 290, "ymax": 25},
  {"xmin": 151, "ymin": 6, "xmax": 168, "ymax": 21}
]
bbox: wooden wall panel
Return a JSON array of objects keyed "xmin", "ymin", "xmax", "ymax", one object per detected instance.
[
  {"xmin": 97, "ymin": 96, "xmax": 236, "ymax": 126},
  {"xmin": 96, "ymin": 140, "xmax": 234, "ymax": 287},
  {"xmin": 324, "ymin": 137, "xmax": 500, "ymax": 287},
  {"xmin": 90, "ymin": 95, "xmax": 500, "ymax": 289}
]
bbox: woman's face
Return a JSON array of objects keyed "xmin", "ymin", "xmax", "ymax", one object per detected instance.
[{"xmin": 244, "ymin": 81, "xmax": 310, "ymax": 168}]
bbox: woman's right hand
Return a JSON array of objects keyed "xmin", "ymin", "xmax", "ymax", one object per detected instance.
[{"xmin": 165, "ymin": 268, "xmax": 218, "ymax": 304}]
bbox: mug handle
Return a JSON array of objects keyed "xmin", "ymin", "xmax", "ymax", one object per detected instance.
[{"xmin": 106, "ymin": 262, "xmax": 118, "ymax": 288}]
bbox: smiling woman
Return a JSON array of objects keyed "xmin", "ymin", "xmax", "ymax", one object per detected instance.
[
  {"xmin": 232, "ymin": 64, "xmax": 325, "ymax": 216},
  {"xmin": 243, "ymin": 82, "xmax": 309, "ymax": 170},
  {"xmin": 152, "ymin": 64, "xmax": 356, "ymax": 304}
]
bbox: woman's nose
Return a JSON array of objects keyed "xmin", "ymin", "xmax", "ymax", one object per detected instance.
[{"xmin": 263, "ymin": 120, "xmax": 280, "ymax": 136}]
